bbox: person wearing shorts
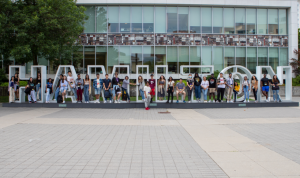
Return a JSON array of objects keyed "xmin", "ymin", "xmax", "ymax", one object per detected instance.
[
  {"xmin": 60, "ymin": 75, "xmax": 69, "ymax": 103},
  {"xmin": 149, "ymin": 74, "xmax": 156, "ymax": 103},
  {"xmin": 93, "ymin": 73, "xmax": 103, "ymax": 103},
  {"xmin": 208, "ymin": 73, "xmax": 217, "ymax": 102},
  {"xmin": 176, "ymin": 78, "xmax": 186, "ymax": 103},
  {"xmin": 261, "ymin": 73, "xmax": 270, "ymax": 102}
]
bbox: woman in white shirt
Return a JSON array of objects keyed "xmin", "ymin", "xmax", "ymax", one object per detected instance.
[
  {"xmin": 242, "ymin": 76, "xmax": 250, "ymax": 102},
  {"xmin": 60, "ymin": 75, "xmax": 69, "ymax": 103},
  {"xmin": 201, "ymin": 76, "xmax": 209, "ymax": 102},
  {"xmin": 166, "ymin": 76, "xmax": 175, "ymax": 103},
  {"xmin": 144, "ymin": 81, "xmax": 151, "ymax": 110}
]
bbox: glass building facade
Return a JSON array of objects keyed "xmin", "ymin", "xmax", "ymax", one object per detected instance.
[{"xmin": 28, "ymin": 6, "xmax": 289, "ymax": 75}]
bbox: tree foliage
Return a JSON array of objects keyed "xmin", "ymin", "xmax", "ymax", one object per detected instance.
[{"xmin": 0, "ymin": 0, "xmax": 87, "ymax": 65}]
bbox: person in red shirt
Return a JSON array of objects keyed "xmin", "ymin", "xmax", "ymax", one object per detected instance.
[{"xmin": 149, "ymin": 74, "xmax": 156, "ymax": 103}]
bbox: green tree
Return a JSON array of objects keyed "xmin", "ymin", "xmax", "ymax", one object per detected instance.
[{"xmin": 0, "ymin": 0, "xmax": 87, "ymax": 66}]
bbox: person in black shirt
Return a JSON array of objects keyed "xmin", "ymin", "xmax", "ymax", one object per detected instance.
[
  {"xmin": 193, "ymin": 73, "xmax": 202, "ymax": 102},
  {"xmin": 55, "ymin": 74, "xmax": 63, "ymax": 101},
  {"xmin": 271, "ymin": 75, "xmax": 281, "ymax": 102},
  {"xmin": 36, "ymin": 73, "xmax": 42, "ymax": 100},
  {"xmin": 260, "ymin": 73, "xmax": 270, "ymax": 102},
  {"xmin": 112, "ymin": 72, "xmax": 121, "ymax": 103},
  {"xmin": 208, "ymin": 73, "xmax": 217, "ymax": 102},
  {"xmin": 103, "ymin": 74, "xmax": 113, "ymax": 103},
  {"xmin": 14, "ymin": 73, "xmax": 19, "ymax": 100},
  {"xmin": 26, "ymin": 77, "xmax": 37, "ymax": 103}
]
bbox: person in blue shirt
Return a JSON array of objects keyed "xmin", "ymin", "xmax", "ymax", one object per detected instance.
[
  {"xmin": 45, "ymin": 78, "xmax": 53, "ymax": 103},
  {"xmin": 93, "ymin": 73, "xmax": 103, "ymax": 103},
  {"xmin": 9, "ymin": 76, "xmax": 15, "ymax": 103}
]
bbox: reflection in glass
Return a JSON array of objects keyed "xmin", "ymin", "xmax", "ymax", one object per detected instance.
[
  {"xmin": 143, "ymin": 46, "xmax": 154, "ymax": 73},
  {"xmin": 190, "ymin": 46, "xmax": 201, "ymax": 73},
  {"xmin": 155, "ymin": 7, "xmax": 166, "ymax": 33},
  {"xmin": 258, "ymin": 47, "xmax": 268, "ymax": 73},
  {"xmin": 214, "ymin": 47, "xmax": 223, "ymax": 72},
  {"xmin": 96, "ymin": 6, "xmax": 107, "ymax": 33},
  {"xmin": 213, "ymin": 8, "xmax": 223, "ymax": 33},
  {"xmin": 225, "ymin": 47, "xmax": 235, "ymax": 73},
  {"xmin": 247, "ymin": 9, "xmax": 256, "ymax": 34},
  {"xmin": 167, "ymin": 47, "xmax": 177, "ymax": 74},
  {"xmin": 143, "ymin": 7, "xmax": 154, "ymax": 33},
  {"xmin": 155, "ymin": 46, "xmax": 166, "ymax": 66},
  {"xmin": 268, "ymin": 9, "xmax": 278, "ymax": 34},
  {"xmin": 224, "ymin": 8, "xmax": 234, "ymax": 34},
  {"xmin": 131, "ymin": 46, "xmax": 143, "ymax": 74},
  {"xmin": 247, "ymin": 47, "xmax": 257, "ymax": 73},
  {"xmin": 132, "ymin": 7, "xmax": 142, "ymax": 32},
  {"xmin": 179, "ymin": 47, "xmax": 189, "ymax": 73},
  {"xmin": 190, "ymin": 7, "xmax": 201, "ymax": 33},
  {"xmin": 96, "ymin": 47, "xmax": 107, "ymax": 74},
  {"xmin": 202, "ymin": 8, "xmax": 212, "ymax": 33},
  {"xmin": 108, "ymin": 6, "xmax": 119, "ymax": 32},
  {"xmin": 279, "ymin": 9, "xmax": 287, "ymax": 35},
  {"xmin": 119, "ymin": 46, "xmax": 130, "ymax": 67},
  {"xmin": 120, "ymin": 7, "xmax": 130, "ymax": 32},
  {"xmin": 167, "ymin": 7, "xmax": 178, "ymax": 33},
  {"xmin": 280, "ymin": 48, "xmax": 288, "ymax": 66},
  {"xmin": 108, "ymin": 46, "xmax": 119, "ymax": 73},
  {"xmin": 84, "ymin": 47, "xmax": 95, "ymax": 74},
  {"xmin": 178, "ymin": 7, "xmax": 188, "ymax": 33},
  {"xmin": 236, "ymin": 47, "xmax": 246, "ymax": 69},
  {"xmin": 235, "ymin": 8, "xmax": 246, "ymax": 34},
  {"xmin": 202, "ymin": 46, "xmax": 212, "ymax": 73},
  {"xmin": 84, "ymin": 6, "xmax": 95, "ymax": 33},
  {"xmin": 269, "ymin": 48, "xmax": 279, "ymax": 73},
  {"xmin": 257, "ymin": 9, "xmax": 267, "ymax": 34}
]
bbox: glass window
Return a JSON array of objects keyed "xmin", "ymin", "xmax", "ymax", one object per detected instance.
[
  {"xmin": 155, "ymin": 7, "xmax": 166, "ymax": 33},
  {"xmin": 279, "ymin": 9, "xmax": 287, "ymax": 35},
  {"xmin": 96, "ymin": 6, "xmax": 107, "ymax": 33},
  {"xmin": 190, "ymin": 7, "xmax": 200, "ymax": 33},
  {"xmin": 247, "ymin": 9, "xmax": 256, "ymax": 34},
  {"xmin": 132, "ymin": 6, "xmax": 142, "ymax": 32},
  {"xmin": 143, "ymin": 6, "xmax": 154, "ymax": 33},
  {"xmin": 120, "ymin": 6, "xmax": 130, "ymax": 32},
  {"xmin": 202, "ymin": 7, "xmax": 212, "ymax": 33},
  {"xmin": 247, "ymin": 47, "xmax": 257, "ymax": 73},
  {"xmin": 236, "ymin": 47, "xmax": 246, "ymax": 74},
  {"xmin": 108, "ymin": 46, "xmax": 119, "ymax": 73},
  {"xmin": 119, "ymin": 46, "xmax": 130, "ymax": 67},
  {"xmin": 235, "ymin": 8, "xmax": 246, "ymax": 34},
  {"xmin": 143, "ymin": 46, "xmax": 154, "ymax": 73},
  {"xmin": 257, "ymin": 9, "xmax": 267, "ymax": 34},
  {"xmin": 213, "ymin": 47, "xmax": 223, "ymax": 72},
  {"xmin": 178, "ymin": 7, "xmax": 188, "ymax": 33},
  {"xmin": 190, "ymin": 46, "xmax": 201, "ymax": 73},
  {"xmin": 155, "ymin": 46, "xmax": 166, "ymax": 66},
  {"xmin": 84, "ymin": 6, "xmax": 95, "ymax": 33},
  {"xmin": 213, "ymin": 8, "xmax": 223, "ymax": 33},
  {"xmin": 84, "ymin": 47, "xmax": 95, "ymax": 74},
  {"xmin": 108, "ymin": 6, "xmax": 119, "ymax": 32},
  {"xmin": 179, "ymin": 47, "xmax": 189, "ymax": 73},
  {"xmin": 258, "ymin": 47, "xmax": 268, "ymax": 73},
  {"xmin": 202, "ymin": 46, "xmax": 212, "ymax": 73},
  {"xmin": 131, "ymin": 46, "xmax": 143, "ymax": 74},
  {"xmin": 167, "ymin": 46, "xmax": 177, "ymax": 74},
  {"xmin": 280, "ymin": 48, "xmax": 288, "ymax": 66},
  {"xmin": 225, "ymin": 47, "xmax": 235, "ymax": 73},
  {"xmin": 268, "ymin": 9, "xmax": 278, "ymax": 34},
  {"xmin": 96, "ymin": 47, "xmax": 107, "ymax": 74},
  {"xmin": 269, "ymin": 48, "xmax": 279, "ymax": 73},
  {"xmin": 224, "ymin": 8, "xmax": 234, "ymax": 34},
  {"xmin": 167, "ymin": 7, "xmax": 177, "ymax": 33}
]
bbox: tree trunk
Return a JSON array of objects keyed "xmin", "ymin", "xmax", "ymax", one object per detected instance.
[{"xmin": 33, "ymin": 55, "xmax": 38, "ymax": 65}]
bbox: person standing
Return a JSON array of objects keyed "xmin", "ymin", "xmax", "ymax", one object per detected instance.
[
  {"xmin": 208, "ymin": 73, "xmax": 217, "ymax": 102},
  {"xmin": 187, "ymin": 74, "xmax": 194, "ymax": 103},
  {"xmin": 67, "ymin": 71, "xmax": 77, "ymax": 101},
  {"xmin": 149, "ymin": 74, "xmax": 156, "ymax": 103},
  {"xmin": 84, "ymin": 74, "xmax": 91, "ymax": 103},
  {"xmin": 242, "ymin": 76, "xmax": 250, "ymax": 102},
  {"xmin": 193, "ymin": 73, "xmax": 202, "ymax": 102},
  {"xmin": 271, "ymin": 75, "xmax": 280, "ymax": 102},
  {"xmin": 144, "ymin": 81, "xmax": 151, "ymax": 110},
  {"xmin": 112, "ymin": 72, "xmax": 121, "ymax": 103},
  {"xmin": 9, "ymin": 76, "xmax": 15, "ymax": 103},
  {"xmin": 166, "ymin": 76, "xmax": 175, "ymax": 103},
  {"xmin": 137, "ymin": 76, "xmax": 145, "ymax": 101},
  {"xmin": 226, "ymin": 73, "xmax": 234, "ymax": 103},
  {"xmin": 251, "ymin": 76, "xmax": 258, "ymax": 103},
  {"xmin": 216, "ymin": 73, "xmax": 226, "ymax": 103},
  {"xmin": 27, "ymin": 77, "xmax": 37, "ymax": 103},
  {"xmin": 54, "ymin": 74, "xmax": 63, "ymax": 101},
  {"xmin": 103, "ymin": 74, "xmax": 112, "ymax": 103},
  {"xmin": 60, "ymin": 75, "xmax": 69, "ymax": 104},
  {"xmin": 122, "ymin": 76, "xmax": 131, "ymax": 103},
  {"xmin": 261, "ymin": 73, "xmax": 270, "ymax": 102},
  {"xmin": 14, "ymin": 73, "xmax": 19, "ymax": 101},
  {"xmin": 93, "ymin": 73, "xmax": 103, "ymax": 103},
  {"xmin": 201, "ymin": 76, "xmax": 209, "ymax": 103},
  {"xmin": 45, "ymin": 78, "xmax": 53, "ymax": 103},
  {"xmin": 158, "ymin": 75, "xmax": 166, "ymax": 101},
  {"xmin": 176, "ymin": 78, "xmax": 186, "ymax": 103},
  {"xmin": 233, "ymin": 82, "xmax": 240, "ymax": 102},
  {"xmin": 36, "ymin": 73, "xmax": 42, "ymax": 101},
  {"xmin": 75, "ymin": 74, "xmax": 83, "ymax": 103}
]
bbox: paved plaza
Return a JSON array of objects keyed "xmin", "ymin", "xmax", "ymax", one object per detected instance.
[{"xmin": 0, "ymin": 99, "xmax": 300, "ymax": 178}]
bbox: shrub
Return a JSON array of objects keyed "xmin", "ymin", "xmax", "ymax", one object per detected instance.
[{"xmin": 292, "ymin": 75, "xmax": 300, "ymax": 86}]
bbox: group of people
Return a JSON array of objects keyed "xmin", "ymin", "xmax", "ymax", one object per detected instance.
[{"xmin": 8, "ymin": 71, "xmax": 282, "ymax": 108}]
